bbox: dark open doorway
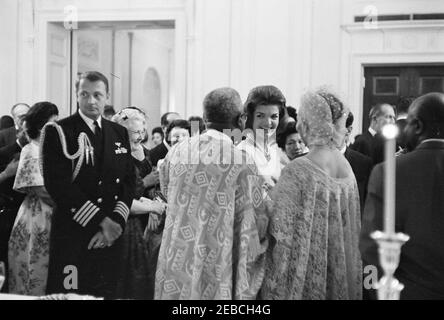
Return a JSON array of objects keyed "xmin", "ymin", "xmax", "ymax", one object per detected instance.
[{"xmin": 363, "ymin": 65, "xmax": 444, "ymax": 131}]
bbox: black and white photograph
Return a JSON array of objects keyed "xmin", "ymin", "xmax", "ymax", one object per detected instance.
[{"xmin": 0, "ymin": 0, "xmax": 443, "ymax": 305}]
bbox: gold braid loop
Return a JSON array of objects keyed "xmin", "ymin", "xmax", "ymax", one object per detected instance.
[{"xmin": 40, "ymin": 122, "xmax": 95, "ymax": 182}]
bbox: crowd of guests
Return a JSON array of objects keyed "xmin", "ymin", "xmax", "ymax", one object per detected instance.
[{"xmin": 0, "ymin": 70, "xmax": 443, "ymax": 300}]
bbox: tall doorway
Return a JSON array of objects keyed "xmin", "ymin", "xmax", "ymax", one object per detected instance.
[
  {"xmin": 363, "ymin": 65, "xmax": 444, "ymax": 130},
  {"xmin": 46, "ymin": 20, "xmax": 176, "ymax": 128}
]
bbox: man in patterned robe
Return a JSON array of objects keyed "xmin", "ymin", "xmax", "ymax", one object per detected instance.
[{"xmin": 155, "ymin": 87, "xmax": 268, "ymax": 300}]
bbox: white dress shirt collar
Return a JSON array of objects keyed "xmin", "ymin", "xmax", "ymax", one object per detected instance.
[
  {"xmin": 368, "ymin": 127, "xmax": 377, "ymax": 137},
  {"xmin": 79, "ymin": 109, "xmax": 102, "ymax": 133}
]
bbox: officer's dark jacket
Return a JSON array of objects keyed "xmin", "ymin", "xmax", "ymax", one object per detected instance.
[{"xmin": 42, "ymin": 112, "xmax": 135, "ymax": 237}]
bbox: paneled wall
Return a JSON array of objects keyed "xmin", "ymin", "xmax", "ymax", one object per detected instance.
[{"xmin": 1, "ymin": 0, "xmax": 444, "ymax": 134}]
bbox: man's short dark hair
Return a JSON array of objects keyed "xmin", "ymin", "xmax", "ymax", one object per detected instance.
[
  {"xmin": 415, "ymin": 92, "xmax": 444, "ymax": 138},
  {"xmin": 161, "ymin": 112, "xmax": 180, "ymax": 128},
  {"xmin": 369, "ymin": 103, "xmax": 394, "ymax": 121},
  {"xmin": 203, "ymin": 88, "xmax": 242, "ymax": 125},
  {"xmin": 75, "ymin": 71, "xmax": 109, "ymax": 93}
]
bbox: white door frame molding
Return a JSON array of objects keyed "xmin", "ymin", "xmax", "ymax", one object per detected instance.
[
  {"xmin": 342, "ymin": 21, "xmax": 444, "ymax": 134},
  {"xmin": 33, "ymin": 4, "xmax": 188, "ymax": 116}
]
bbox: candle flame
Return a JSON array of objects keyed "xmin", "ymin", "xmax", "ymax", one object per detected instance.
[{"xmin": 382, "ymin": 124, "xmax": 399, "ymax": 140}]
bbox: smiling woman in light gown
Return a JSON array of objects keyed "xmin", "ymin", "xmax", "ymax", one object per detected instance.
[{"xmin": 237, "ymin": 85, "xmax": 288, "ymax": 193}]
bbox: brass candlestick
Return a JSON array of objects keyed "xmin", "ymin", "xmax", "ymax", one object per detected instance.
[{"xmin": 371, "ymin": 231, "xmax": 410, "ymax": 300}]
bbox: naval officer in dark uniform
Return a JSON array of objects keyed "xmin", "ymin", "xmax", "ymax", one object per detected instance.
[{"xmin": 42, "ymin": 71, "xmax": 135, "ymax": 298}]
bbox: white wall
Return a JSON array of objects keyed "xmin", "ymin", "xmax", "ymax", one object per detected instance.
[
  {"xmin": 2, "ymin": 0, "xmax": 444, "ymax": 134},
  {"xmin": 0, "ymin": 0, "xmax": 18, "ymax": 113}
]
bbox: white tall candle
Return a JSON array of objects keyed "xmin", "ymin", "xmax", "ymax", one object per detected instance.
[{"xmin": 382, "ymin": 124, "xmax": 398, "ymax": 235}]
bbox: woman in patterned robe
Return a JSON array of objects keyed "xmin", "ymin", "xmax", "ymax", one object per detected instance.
[{"xmin": 8, "ymin": 102, "xmax": 59, "ymax": 295}]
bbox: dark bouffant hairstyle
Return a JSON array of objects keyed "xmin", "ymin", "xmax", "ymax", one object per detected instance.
[
  {"xmin": 75, "ymin": 71, "xmax": 109, "ymax": 93},
  {"xmin": 152, "ymin": 126, "xmax": 164, "ymax": 139},
  {"xmin": 165, "ymin": 119, "xmax": 191, "ymax": 142},
  {"xmin": 244, "ymin": 85, "xmax": 287, "ymax": 130},
  {"xmin": 25, "ymin": 101, "xmax": 59, "ymax": 139}
]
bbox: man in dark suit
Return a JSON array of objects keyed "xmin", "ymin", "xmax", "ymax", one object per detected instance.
[
  {"xmin": 0, "ymin": 104, "xmax": 29, "ymax": 292},
  {"xmin": 395, "ymin": 96, "xmax": 415, "ymax": 150},
  {"xmin": 148, "ymin": 111, "xmax": 180, "ymax": 167},
  {"xmin": 42, "ymin": 71, "xmax": 135, "ymax": 298},
  {"xmin": 360, "ymin": 92, "xmax": 444, "ymax": 299},
  {"xmin": 0, "ymin": 103, "xmax": 29, "ymax": 148},
  {"xmin": 341, "ymin": 112, "xmax": 373, "ymax": 212},
  {"xmin": 351, "ymin": 103, "xmax": 395, "ymax": 165}
]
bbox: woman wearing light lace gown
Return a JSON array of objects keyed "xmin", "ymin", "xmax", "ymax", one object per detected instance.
[
  {"xmin": 262, "ymin": 88, "xmax": 362, "ymax": 300},
  {"xmin": 8, "ymin": 102, "xmax": 59, "ymax": 296}
]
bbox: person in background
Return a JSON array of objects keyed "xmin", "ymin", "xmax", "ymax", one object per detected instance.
[
  {"xmin": 111, "ymin": 107, "xmax": 166, "ymax": 300},
  {"xmin": 351, "ymin": 103, "xmax": 395, "ymax": 165},
  {"xmin": 103, "ymin": 105, "xmax": 116, "ymax": 121},
  {"xmin": 340, "ymin": 112, "xmax": 373, "ymax": 212},
  {"xmin": 237, "ymin": 85, "xmax": 288, "ymax": 193},
  {"xmin": 396, "ymin": 96, "xmax": 415, "ymax": 150},
  {"xmin": 286, "ymin": 106, "xmax": 297, "ymax": 123},
  {"xmin": 0, "ymin": 116, "xmax": 14, "ymax": 130},
  {"xmin": 165, "ymin": 119, "xmax": 191, "ymax": 147},
  {"xmin": 360, "ymin": 92, "xmax": 444, "ymax": 299},
  {"xmin": 277, "ymin": 121, "xmax": 307, "ymax": 166},
  {"xmin": 188, "ymin": 115, "xmax": 206, "ymax": 136},
  {"xmin": 262, "ymin": 88, "xmax": 362, "ymax": 300},
  {"xmin": 0, "ymin": 103, "xmax": 30, "ymax": 148},
  {"xmin": 8, "ymin": 102, "xmax": 59, "ymax": 296},
  {"xmin": 0, "ymin": 103, "xmax": 30, "ymax": 292},
  {"xmin": 149, "ymin": 112, "xmax": 180, "ymax": 167},
  {"xmin": 151, "ymin": 127, "xmax": 164, "ymax": 147}
]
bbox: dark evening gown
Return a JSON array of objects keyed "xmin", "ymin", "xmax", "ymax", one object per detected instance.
[{"xmin": 115, "ymin": 148, "xmax": 153, "ymax": 299}]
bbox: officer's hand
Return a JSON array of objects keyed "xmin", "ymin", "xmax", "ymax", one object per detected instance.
[
  {"xmin": 88, "ymin": 231, "xmax": 109, "ymax": 250},
  {"xmin": 100, "ymin": 217, "xmax": 122, "ymax": 243},
  {"xmin": 143, "ymin": 171, "xmax": 160, "ymax": 188}
]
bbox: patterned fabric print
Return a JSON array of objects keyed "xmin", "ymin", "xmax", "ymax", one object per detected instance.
[
  {"xmin": 155, "ymin": 130, "xmax": 268, "ymax": 300},
  {"xmin": 8, "ymin": 142, "xmax": 53, "ymax": 296},
  {"xmin": 262, "ymin": 157, "xmax": 362, "ymax": 300}
]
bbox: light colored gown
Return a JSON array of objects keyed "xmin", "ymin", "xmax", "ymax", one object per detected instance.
[
  {"xmin": 237, "ymin": 134, "xmax": 283, "ymax": 187},
  {"xmin": 8, "ymin": 141, "xmax": 53, "ymax": 296},
  {"xmin": 262, "ymin": 157, "xmax": 362, "ymax": 299},
  {"xmin": 262, "ymin": 88, "xmax": 362, "ymax": 300}
]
